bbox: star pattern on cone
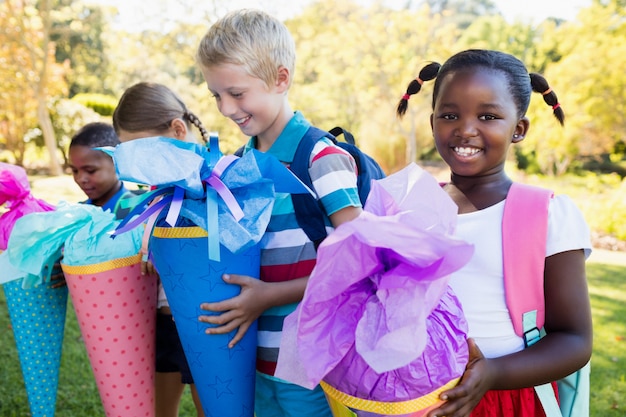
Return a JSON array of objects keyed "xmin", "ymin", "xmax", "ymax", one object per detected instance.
[
  {"xmin": 206, "ymin": 375, "xmax": 234, "ymax": 399},
  {"xmin": 161, "ymin": 265, "xmax": 186, "ymax": 292},
  {"xmin": 182, "ymin": 342, "xmax": 204, "ymax": 368},
  {"xmin": 219, "ymin": 330, "xmax": 246, "ymax": 359},
  {"xmin": 177, "ymin": 236, "xmax": 201, "ymax": 250}
]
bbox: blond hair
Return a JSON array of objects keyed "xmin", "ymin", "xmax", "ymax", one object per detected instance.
[{"xmin": 196, "ymin": 9, "xmax": 296, "ymax": 87}]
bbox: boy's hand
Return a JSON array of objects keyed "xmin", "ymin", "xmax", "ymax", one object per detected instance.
[
  {"xmin": 427, "ymin": 339, "xmax": 494, "ymax": 417},
  {"xmin": 198, "ymin": 274, "xmax": 269, "ymax": 348}
]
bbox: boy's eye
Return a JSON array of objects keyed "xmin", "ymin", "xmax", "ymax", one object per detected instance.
[
  {"xmin": 440, "ymin": 114, "xmax": 457, "ymax": 120},
  {"xmin": 479, "ymin": 114, "xmax": 497, "ymax": 121},
  {"xmin": 231, "ymin": 92, "xmax": 243, "ymax": 98}
]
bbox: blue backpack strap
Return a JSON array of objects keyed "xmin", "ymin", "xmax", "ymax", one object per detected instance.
[{"xmin": 289, "ymin": 126, "xmax": 337, "ymax": 248}]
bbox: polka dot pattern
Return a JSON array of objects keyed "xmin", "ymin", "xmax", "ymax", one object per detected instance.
[
  {"xmin": 3, "ymin": 279, "xmax": 68, "ymax": 417},
  {"xmin": 63, "ymin": 260, "xmax": 157, "ymax": 417}
]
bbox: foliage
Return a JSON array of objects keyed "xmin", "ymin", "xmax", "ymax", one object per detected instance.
[
  {"xmin": 49, "ymin": 0, "xmax": 113, "ymax": 96},
  {"xmin": 52, "ymin": 98, "xmax": 102, "ymax": 166},
  {"xmin": 0, "ymin": 2, "xmax": 46, "ymax": 165},
  {"xmin": 515, "ymin": 170, "xmax": 626, "ymax": 242},
  {"xmin": 71, "ymin": 93, "xmax": 118, "ymax": 116},
  {"xmin": 1, "ymin": 0, "xmax": 626, "ymax": 177},
  {"xmin": 0, "ymin": 0, "xmax": 68, "ymax": 174}
]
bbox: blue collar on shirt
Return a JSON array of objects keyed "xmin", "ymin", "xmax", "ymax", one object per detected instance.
[
  {"xmin": 242, "ymin": 111, "xmax": 311, "ymax": 163},
  {"xmin": 85, "ymin": 183, "xmax": 127, "ymax": 213}
]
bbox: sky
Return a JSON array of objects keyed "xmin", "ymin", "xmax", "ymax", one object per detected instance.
[{"xmin": 97, "ymin": 0, "xmax": 593, "ymax": 32}]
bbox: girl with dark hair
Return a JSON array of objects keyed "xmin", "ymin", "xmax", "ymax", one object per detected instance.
[{"xmin": 398, "ymin": 49, "xmax": 591, "ymax": 417}]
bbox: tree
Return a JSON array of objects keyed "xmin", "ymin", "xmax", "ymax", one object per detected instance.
[
  {"xmin": 2, "ymin": 0, "xmax": 66, "ymax": 174},
  {"xmin": 519, "ymin": 0, "xmax": 626, "ymax": 174},
  {"xmin": 0, "ymin": 3, "xmax": 38, "ymax": 165},
  {"xmin": 49, "ymin": 0, "xmax": 112, "ymax": 96},
  {"xmin": 287, "ymin": 0, "xmax": 461, "ymax": 172}
]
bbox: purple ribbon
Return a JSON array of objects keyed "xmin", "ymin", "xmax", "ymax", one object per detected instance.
[
  {"xmin": 112, "ymin": 154, "xmax": 245, "ymax": 262},
  {"xmin": 204, "ymin": 155, "xmax": 244, "ymax": 222}
]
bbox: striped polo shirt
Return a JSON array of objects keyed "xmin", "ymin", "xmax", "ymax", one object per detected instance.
[{"xmin": 241, "ymin": 112, "xmax": 361, "ymax": 377}]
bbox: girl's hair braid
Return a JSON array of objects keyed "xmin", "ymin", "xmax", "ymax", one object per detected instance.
[
  {"xmin": 396, "ymin": 62, "xmax": 441, "ymax": 118},
  {"xmin": 529, "ymin": 73, "xmax": 565, "ymax": 126},
  {"xmin": 184, "ymin": 111, "xmax": 209, "ymax": 143}
]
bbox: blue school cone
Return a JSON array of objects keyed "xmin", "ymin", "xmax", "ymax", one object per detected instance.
[
  {"xmin": 2, "ymin": 279, "xmax": 68, "ymax": 417},
  {"xmin": 149, "ymin": 225, "xmax": 259, "ymax": 417}
]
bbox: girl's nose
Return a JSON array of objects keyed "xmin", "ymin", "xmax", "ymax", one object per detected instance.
[{"xmin": 456, "ymin": 119, "xmax": 478, "ymax": 139}]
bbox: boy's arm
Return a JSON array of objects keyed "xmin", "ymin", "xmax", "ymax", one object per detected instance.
[
  {"xmin": 329, "ymin": 205, "xmax": 362, "ymax": 228},
  {"xmin": 199, "ymin": 275, "xmax": 308, "ymax": 348},
  {"xmin": 198, "ymin": 205, "xmax": 362, "ymax": 348}
]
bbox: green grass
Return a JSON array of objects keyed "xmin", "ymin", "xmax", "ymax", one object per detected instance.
[
  {"xmin": 0, "ymin": 261, "xmax": 624, "ymax": 416},
  {"xmin": 587, "ymin": 262, "xmax": 626, "ymax": 415}
]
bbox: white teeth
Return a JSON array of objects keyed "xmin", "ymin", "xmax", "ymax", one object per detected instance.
[
  {"xmin": 235, "ymin": 116, "xmax": 249, "ymax": 124},
  {"xmin": 454, "ymin": 146, "xmax": 480, "ymax": 156}
]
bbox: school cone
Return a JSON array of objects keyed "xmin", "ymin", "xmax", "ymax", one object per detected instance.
[
  {"xmin": 1, "ymin": 163, "xmax": 65, "ymax": 416},
  {"xmin": 2, "ymin": 278, "xmax": 68, "ymax": 417},
  {"xmin": 149, "ymin": 226, "xmax": 260, "ymax": 417},
  {"xmin": 61, "ymin": 254, "xmax": 157, "ymax": 417}
]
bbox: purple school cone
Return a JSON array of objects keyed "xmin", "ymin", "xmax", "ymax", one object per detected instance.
[
  {"xmin": 149, "ymin": 225, "xmax": 259, "ymax": 417},
  {"xmin": 2, "ymin": 278, "xmax": 68, "ymax": 417}
]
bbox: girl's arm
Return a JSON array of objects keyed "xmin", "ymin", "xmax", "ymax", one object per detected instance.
[{"xmin": 428, "ymin": 248, "xmax": 593, "ymax": 417}]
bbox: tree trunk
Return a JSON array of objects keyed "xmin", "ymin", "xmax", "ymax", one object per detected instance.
[{"xmin": 37, "ymin": 95, "xmax": 62, "ymax": 175}]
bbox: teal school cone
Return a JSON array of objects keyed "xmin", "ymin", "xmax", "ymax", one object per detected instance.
[
  {"xmin": 2, "ymin": 278, "xmax": 67, "ymax": 417},
  {"xmin": 149, "ymin": 224, "xmax": 259, "ymax": 417}
]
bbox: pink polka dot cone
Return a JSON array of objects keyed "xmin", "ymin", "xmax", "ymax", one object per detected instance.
[
  {"xmin": 62, "ymin": 255, "xmax": 157, "ymax": 417},
  {"xmin": 2, "ymin": 279, "xmax": 68, "ymax": 417}
]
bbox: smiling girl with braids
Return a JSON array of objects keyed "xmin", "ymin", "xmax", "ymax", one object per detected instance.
[
  {"xmin": 113, "ymin": 81, "xmax": 208, "ymax": 417},
  {"xmin": 397, "ymin": 50, "xmax": 592, "ymax": 417}
]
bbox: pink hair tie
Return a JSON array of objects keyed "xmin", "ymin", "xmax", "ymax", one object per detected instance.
[
  {"xmin": 416, "ymin": 77, "xmax": 424, "ymax": 85},
  {"xmin": 552, "ymin": 103, "xmax": 561, "ymax": 110},
  {"xmin": 402, "ymin": 93, "xmax": 411, "ymax": 101},
  {"xmin": 542, "ymin": 87, "xmax": 552, "ymax": 96}
]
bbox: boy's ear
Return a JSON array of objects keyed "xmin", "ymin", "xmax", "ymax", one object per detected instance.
[{"xmin": 275, "ymin": 66, "xmax": 290, "ymax": 93}]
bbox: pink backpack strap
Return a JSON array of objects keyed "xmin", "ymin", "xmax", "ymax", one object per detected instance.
[{"xmin": 503, "ymin": 183, "xmax": 553, "ymax": 346}]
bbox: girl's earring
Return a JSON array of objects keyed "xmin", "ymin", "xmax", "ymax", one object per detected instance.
[{"xmin": 513, "ymin": 134, "xmax": 519, "ymax": 139}]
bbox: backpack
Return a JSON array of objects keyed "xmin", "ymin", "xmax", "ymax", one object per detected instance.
[
  {"xmin": 236, "ymin": 126, "xmax": 385, "ymax": 248},
  {"xmin": 503, "ymin": 183, "xmax": 590, "ymax": 417}
]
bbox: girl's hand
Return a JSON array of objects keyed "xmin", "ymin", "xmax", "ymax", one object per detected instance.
[
  {"xmin": 141, "ymin": 259, "xmax": 158, "ymax": 276},
  {"xmin": 428, "ymin": 339, "xmax": 495, "ymax": 417},
  {"xmin": 198, "ymin": 274, "xmax": 269, "ymax": 348},
  {"xmin": 50, "ymin": 261, "xmax": 67, "ymax": 289}
]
